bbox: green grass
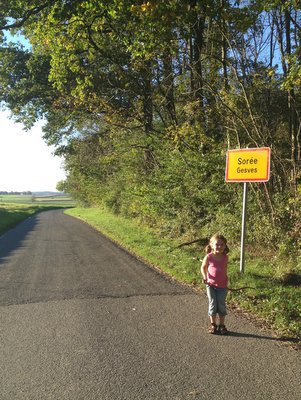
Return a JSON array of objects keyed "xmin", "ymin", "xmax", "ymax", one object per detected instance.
[
  {"xmin": 227, "ymin": 256, "xmax": 301, "ymax": 340},
  {"xmin": 66, "ymin": 206, "xmax": 200, "ymax": 283},
  {"xmin": 66, "ymin": 207, "xmax": 301, "ymax": 344},
  {"xmin": 1, "ymin": 201, "xmax": 299, "ymax": 344},
  {"xmin": 0, "ymin": 195, "xmax": 75, "ymax": 234}
]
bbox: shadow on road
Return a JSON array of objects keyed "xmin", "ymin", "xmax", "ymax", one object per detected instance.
[
  {"xmin": 0, "ymin": 214, "xmax": 40, "ymax": 265},
  {"xmin": 228, "ymin": 330, "xmax": 300, "ymax": 347}
]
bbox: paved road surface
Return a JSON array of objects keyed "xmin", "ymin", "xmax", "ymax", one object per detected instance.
[{"xmin": 0, "ymin": 210, "xmax": 300, "ymax": 399}]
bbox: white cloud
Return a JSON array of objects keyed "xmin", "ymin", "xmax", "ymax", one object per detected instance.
[{"xmin": 0, "ymin": 111, "xmax": 66, "ymax": 192}]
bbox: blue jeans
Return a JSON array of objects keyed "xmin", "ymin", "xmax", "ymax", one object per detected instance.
[{"xmin": 206, "ymin": 285, "xmax": 228, "ymax": 317}]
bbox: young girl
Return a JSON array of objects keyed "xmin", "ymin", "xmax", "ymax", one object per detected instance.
[{"xmin": 200, "ymin": 234, "xmax": 229, "ymax": 335}]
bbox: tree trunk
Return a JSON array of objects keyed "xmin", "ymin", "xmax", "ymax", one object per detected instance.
[
  {"xmin": 162, "ymin": 50, "xmax": 177, "ymax": 125},
  {"xmin": 141, "ymin": 60, "xmax": 155, "ymax": 169},
  {"xmin": 284, "ymin": 8, "xmax": 298, "ymax": 188},
  {"xmin": 220, "ymin": 0, "xmax": 229, "ymax": 91},
  {"xmin": 189, "ymin": 0, "xmax": 205, "ymax": 107}
]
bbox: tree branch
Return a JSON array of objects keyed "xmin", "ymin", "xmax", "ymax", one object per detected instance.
[{"xmin": 0, "ymin": 2, "xmax": 52, "ymax": 31}]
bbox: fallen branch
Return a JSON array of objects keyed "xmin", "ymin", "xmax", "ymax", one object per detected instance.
[
  {"xmin": 177, "ymin": 238, "xmax": 208, "ymax": 248},
  {"xmin": 227, "ymin": 286, "xmax": 256, "ymax": 292}
]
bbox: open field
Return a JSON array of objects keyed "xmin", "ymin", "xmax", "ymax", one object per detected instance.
[
  {"xmin": 0, "ymin": 194, "xmax": 75, "ymax": 234},
  {"xmin": 0, "ymin": 194, "xmax": 75, "ymax": 207}
]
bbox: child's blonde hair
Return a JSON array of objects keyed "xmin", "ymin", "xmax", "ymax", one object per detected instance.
[{"xmin": 205, "ymin": 233, "xmax": 229, "ymax": 254}]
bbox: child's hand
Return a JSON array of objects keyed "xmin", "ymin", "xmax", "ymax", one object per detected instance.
[{"xmin": 203, "ymin": 278, "xmax": 207, "ymax": 284}]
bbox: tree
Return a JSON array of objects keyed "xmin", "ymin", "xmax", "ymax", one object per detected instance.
[{"xmin": 1, "ymin": 0, "xmax": 301, "ymax": 247}]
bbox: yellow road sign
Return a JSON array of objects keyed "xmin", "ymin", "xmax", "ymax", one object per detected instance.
[{"xmin": 225, "ymin": 147, "xmax": 270, "ymax": 182}]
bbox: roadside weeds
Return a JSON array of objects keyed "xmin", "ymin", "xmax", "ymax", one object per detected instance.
[{"xmin": 65, "ymin": 207, "xmax": 301, "ymax": 350}]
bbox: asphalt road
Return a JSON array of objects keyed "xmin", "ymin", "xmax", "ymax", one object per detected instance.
[{"xmin": 0, "ymin": 210, "xmax": 300, "ymax": 400}]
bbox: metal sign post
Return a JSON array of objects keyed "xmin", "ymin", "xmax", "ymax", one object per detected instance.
[
  {"xmin": 225, "ymin": 147, "xmax": 271, "ymax": 273},
  {"xmin": 240, "ymin": 182, "xmax": 248, "ymax": 273}
]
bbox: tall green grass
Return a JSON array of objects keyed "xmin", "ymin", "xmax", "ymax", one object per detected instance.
[{"xmin": 66, "ymin": 207, "xmax": 301, "ymax": 343}]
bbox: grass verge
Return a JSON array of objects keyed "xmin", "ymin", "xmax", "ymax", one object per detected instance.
[
  {"xmin": 0, "ymin": 202, "xmax": 73, "ymax": 234},
  {"xmin": 66, "ymin": 207, "xmax": 301, "ymax": 346}
]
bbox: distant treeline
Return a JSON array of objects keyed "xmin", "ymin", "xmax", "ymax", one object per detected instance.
[{"xmin": 0, "ymin": 191, "xmax": 32, "ymax": 195}]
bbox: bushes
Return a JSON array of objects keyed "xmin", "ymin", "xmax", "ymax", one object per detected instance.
[
  {"xmin": 61, "ymin": 120, "xmax": 301, "ymax": 262},
  {"xmin": 64, "ymin": 127, "xmax": 301, "ymax": 261}
]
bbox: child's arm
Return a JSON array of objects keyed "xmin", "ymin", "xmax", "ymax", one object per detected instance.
[{"xmin": 200, "ymin": 255, "xmax": 209, "ymax": 284}]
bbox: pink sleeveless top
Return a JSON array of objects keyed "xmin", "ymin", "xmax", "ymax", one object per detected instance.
[{"xmin": 206, "ymin": 253, "xmax": 228, "ymax": 288}]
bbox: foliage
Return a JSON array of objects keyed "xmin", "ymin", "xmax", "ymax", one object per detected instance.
[{"xmin": 1, "ymin": 0, "xmax": 301, "ymax": 257}]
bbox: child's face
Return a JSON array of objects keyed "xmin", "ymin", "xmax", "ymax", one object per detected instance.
[{"xmin": 211, "ymin": 239, "xmax": 226, "ymax": 254}]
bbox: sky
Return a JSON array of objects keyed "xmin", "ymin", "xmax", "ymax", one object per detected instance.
[{"xmin": 0, "ymin": 110, "xmax": 66, "ymax": 192}]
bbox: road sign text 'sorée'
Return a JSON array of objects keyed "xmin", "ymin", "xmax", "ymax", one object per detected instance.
[{"xmin": 225, "ymin": 147, "xmax": 271, "ymax": 182}]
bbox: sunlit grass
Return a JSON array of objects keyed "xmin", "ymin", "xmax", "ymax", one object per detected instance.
[
  {"xmin": 66, "ymin": 206, "xmax": 301, "ymax": 343},
  {"xmin": 1, "ymin": 202, "xmax": 299, "ymax": 343},
  {"xmin": 0, "ymin": 198, "xmax": 74, "ymax": 234},
  {"xmin": 66, "ymin": 206, "xmax": 200, "ymax": 283}
]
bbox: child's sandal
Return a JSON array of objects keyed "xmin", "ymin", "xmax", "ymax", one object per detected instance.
[
  {"xmin": 219, "ymin": 324, "xmax": 228, "ymax": 335},
  {"xmin": 208, "ymin": 323, "xmax": 218, "ymax": 334}
]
